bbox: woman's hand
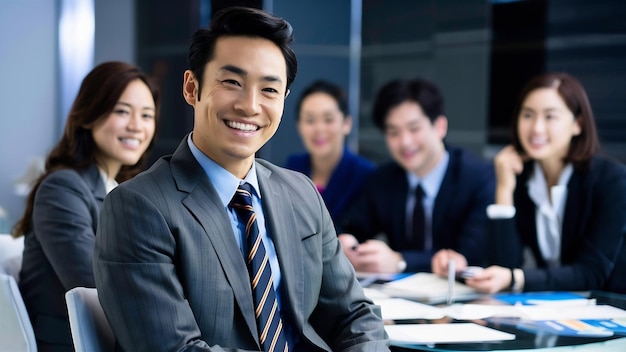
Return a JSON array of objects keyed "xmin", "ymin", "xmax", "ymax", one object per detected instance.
[
  {"xmin": 494, "ymin": 145, "xmax": 525, "ymax": 205},
  {"xmin": 464, "ymin": 265, "xmax": 511, "ymax": 293}
]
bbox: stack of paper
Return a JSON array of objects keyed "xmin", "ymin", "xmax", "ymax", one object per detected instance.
[
  {"xmin": 379, "ymin": 272, "xmax": 479, "ymax": 304},
  {"xmin": 385, "ymin": 323, "xmax": 515, "ymax": 345},
  {"xmin": 371, "ymin": 297, "xmax": 445, "ymax": 320}
]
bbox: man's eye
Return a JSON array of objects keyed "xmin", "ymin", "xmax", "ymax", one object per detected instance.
[{"xmin": 223, "ymin": 79, "xmax": 240, "ymax": 86}]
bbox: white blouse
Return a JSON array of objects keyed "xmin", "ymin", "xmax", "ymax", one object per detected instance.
[
  {"xmin": 98, "ymin": 168, "xmax": 119, "ymax": 194},
  {"xmin": 526, "ymin": 162, "xmax": 573, "ymax": 266}
]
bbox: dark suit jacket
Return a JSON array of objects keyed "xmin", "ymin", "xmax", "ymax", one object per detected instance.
[
  {"xmin": 19, "ymin": 164, "xmax": 103, "ymax": 351},
  {"xmin": 340, "ymin": 146, "xmax": 494, "ymax": 272},
  {"xmin": 490, "ymin": 155, "xmax": 626, "ymax": 293},
  {"xmin": 93, "ymin": 137, "xmax": 389, "ymax": 352},
  {"xmin": 285, "ymin": 147, "xmax": 375, "ymax": 226}
]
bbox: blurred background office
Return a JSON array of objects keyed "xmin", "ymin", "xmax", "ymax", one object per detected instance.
[{"xmin": 1, "ymin": 0, "xmax": 625, "ymax": 230}]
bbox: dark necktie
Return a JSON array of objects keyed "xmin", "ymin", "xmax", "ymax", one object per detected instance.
[
  {"xmin": 230, "ymin": 183, "xmax": 288, "ymax": 352},
  {"xmin": 412, "ymin": 185, "xmax": 426, "ymax": 250}
]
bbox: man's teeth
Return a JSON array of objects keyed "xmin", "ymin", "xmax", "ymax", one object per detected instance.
[
  {"xmin": 120, "ymin": 138, "xmax": 140, "ymax": 146},
  {"xmin": 227, "ymin": 121, "xmax": 258, "ymax": 131}
]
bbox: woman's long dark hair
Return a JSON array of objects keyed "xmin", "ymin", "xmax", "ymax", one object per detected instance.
[{"xmin": 12, "ymin": 61, "xmax": 160, "ymax": 237}]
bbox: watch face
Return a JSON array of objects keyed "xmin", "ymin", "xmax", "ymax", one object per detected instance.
[{"xmin": 397, "ymin": 260, "xmax": 407, "ymax": 273}]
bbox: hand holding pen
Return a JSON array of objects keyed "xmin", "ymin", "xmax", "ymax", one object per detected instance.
[{"xmin": 431, "ymin": 249, "xmax": 468, "ymax": 277}]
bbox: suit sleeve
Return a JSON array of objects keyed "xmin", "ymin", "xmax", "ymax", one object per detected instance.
[
  {"xmin": 455, "ymin": 162, "xmax": 495, "ymax": 267},
  {"xmin": 32, "ymin": 171, "xmax": 97, "ymax": 289},
  {"xmin": 302, "ymin": 178, "xmax": 390, "ymax": 351},
  {"xmin": 338, "ymin": 182, "xmax": 378, "ymax": 240},
  {"xmin": 93, "ymin": 186, "xmax": 257, "ymax": 352}
]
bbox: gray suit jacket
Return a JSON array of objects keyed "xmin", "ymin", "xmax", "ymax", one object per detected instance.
[
  {"xmin": 93, "ymin": 137, "xmax": 389, "ymax": 352},
  {"xmin": 20, "ymin": 164, "xmax": 104, "ymax": 351}
]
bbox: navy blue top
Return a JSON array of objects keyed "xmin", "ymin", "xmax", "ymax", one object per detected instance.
[{"xmin": 285, "ymin": 147, "xmax": 375, "ymax": 227}]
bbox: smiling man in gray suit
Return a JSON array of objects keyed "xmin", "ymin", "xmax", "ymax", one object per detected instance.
[{"xmin": 93, "ymin": 6, "xmax": 388, "ymax": 352}]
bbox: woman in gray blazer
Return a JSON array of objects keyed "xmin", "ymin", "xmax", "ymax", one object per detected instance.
[{"xmin": 11, "ymin": 61, "xmax": 160, "ymax": 352}]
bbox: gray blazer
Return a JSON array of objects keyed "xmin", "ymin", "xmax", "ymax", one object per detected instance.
[
  {"xmin": 93, "ymin": 137, "xmax": 389, "ymax": 352},
  {"xmin": 20, "ymin": 164, "xmax": 104, "ymax": 351}
]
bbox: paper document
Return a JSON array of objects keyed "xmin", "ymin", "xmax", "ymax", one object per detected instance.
[
  {"xmin": 385, "ymin": 323, "xmax": 515, "ymax": 345},
  {"xmin": 516, "ymin": 304, "xmax": 626, "ymax": 321},
  {"xmin": 380, "ymin": 273, "xmax": 480, "ymax": 304},
  {"xmin": 373, "ymin": 297, "xmax": 445, "ymax": 320},
  {"xmin": 362, "ymin": 287, "xmax": 391, "ymax": 300}
]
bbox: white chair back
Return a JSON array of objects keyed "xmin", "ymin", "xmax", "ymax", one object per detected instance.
[
  {"xmin": 0, "ymin": 273, "xmax": 37, "ymax": 352},
  {"xmin": 0, "ymin": 234, "xmax": 24, "ymax": 281},
  {"xmin": 65, "ymin": 287, "xmax": 115, "ymax": 352}
]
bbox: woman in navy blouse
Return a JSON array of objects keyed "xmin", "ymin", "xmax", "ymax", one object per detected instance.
[{"xmin": 285, "ymin": 80, "xmax": 375, "ymax": 227}]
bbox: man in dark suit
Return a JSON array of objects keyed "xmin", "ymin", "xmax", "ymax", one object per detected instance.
[
  {"xmin": 339, "ymin": 78, "xmax": 494, "ymax": 275},
  {"xmin": 93, "ymin": 7, "xmax": 389, "ymax": 352}
]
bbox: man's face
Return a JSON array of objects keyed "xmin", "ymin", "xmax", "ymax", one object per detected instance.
[
  {"xmin": 184, "ymin": 36, "xmax": 288, "ymax": 178},
  {"xmin": 384, "ymin": 101, "xmax": 447, "ymax": 177}
]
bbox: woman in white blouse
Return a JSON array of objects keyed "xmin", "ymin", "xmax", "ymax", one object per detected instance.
[{"xmin": 465, "ymin": 72, "xmax": 626, "ymax": 294}]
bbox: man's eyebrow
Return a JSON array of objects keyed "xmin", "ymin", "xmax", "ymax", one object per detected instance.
[
  {"xmin": 220, "ymin": 65, "xmax": 246, "ymax": 76},
  {"xmin": 220, "ymin": 64, "xmax": 283, "ymax": 84}
]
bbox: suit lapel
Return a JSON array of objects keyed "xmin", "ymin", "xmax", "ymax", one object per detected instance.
[
  {"xmin": 389, "ymin": 166, "xmax": 409, "ymax": 245},
  {"xmin": 561, "ymin": 170, "xmax": 584, "ymax": 258},
  {"xmin": 170, "ymin": 140, "xmax": 258, "ymax": 340},
  {"xmin": 255, "ymin": 162, "xmax": 305, "ymax": 328},
  {"xmin": 432, "ymin": 160, "xmax": 456, "ymax": 243},
  {"xmin": 82, "ymin": 164, "xmax": 106, "ymax": 203}
]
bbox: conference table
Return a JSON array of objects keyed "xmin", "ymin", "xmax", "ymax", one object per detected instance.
[{"xmin": 362, "ymin": 274, "xmax": 626, "ymax": 351}]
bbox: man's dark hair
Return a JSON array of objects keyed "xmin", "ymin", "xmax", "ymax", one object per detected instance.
[
  {"xmin": 372, "ymin": 77, "xmax": 444, "ymax": 130},
  {"xmin": 188, "ymin": 6, "xmax": 297, "ymax": 99}
]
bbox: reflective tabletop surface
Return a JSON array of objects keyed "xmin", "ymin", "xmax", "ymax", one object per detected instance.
[{"xmin": 388, "ymin": 290, "xmax": 626, "ymax": 351}]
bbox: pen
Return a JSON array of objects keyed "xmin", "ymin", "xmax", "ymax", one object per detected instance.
[{"xmin": 447, "ymin": 259, "xmax": 455, "ymax": 305}]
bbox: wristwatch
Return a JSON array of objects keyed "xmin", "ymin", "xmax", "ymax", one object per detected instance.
[
  {"xmin": 397, "ymin": 259, "xmax": 407, "ymax": 273},
  {"xmin": 509, "ymin": 268, "xmax": 522, "ymax": 292}
]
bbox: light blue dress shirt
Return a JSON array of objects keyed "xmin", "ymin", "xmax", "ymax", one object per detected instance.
[{"xmin": 186, "ymin": 135, "xmax": 283, "ymax": 294}]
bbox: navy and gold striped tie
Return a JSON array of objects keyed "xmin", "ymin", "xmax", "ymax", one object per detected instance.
[{"xmin": 230, "ymin": 183, "xmax": 288, "ymax": 352}]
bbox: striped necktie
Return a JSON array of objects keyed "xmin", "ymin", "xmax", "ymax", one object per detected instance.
[{"xmin": 230, "ymin": 183, "xmax": 289, "ymax": 352}]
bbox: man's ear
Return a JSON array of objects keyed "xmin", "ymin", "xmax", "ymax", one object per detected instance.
[
  {"xmin": 434, "ymin": 115, "xmax": 448, "ymax": 140},
  {"xmin": 183, "ymin": 70, "xmax": 198, "ymax": 105}
]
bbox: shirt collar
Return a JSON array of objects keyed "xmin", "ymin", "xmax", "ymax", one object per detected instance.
[
  {"xmin": 98, "ymin": 167, "xmax": 118, "ymax": 194},
  {"xmin": 406, "ymin": 151, "xmax": 449, "ymax": 198},
  {"xmin": 187, "ymin": 133, "xmax": 261, "ymax": 207},
  {"xmin": 527, "ymin": 161, "xmax": 573, "ymax": 211}
]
